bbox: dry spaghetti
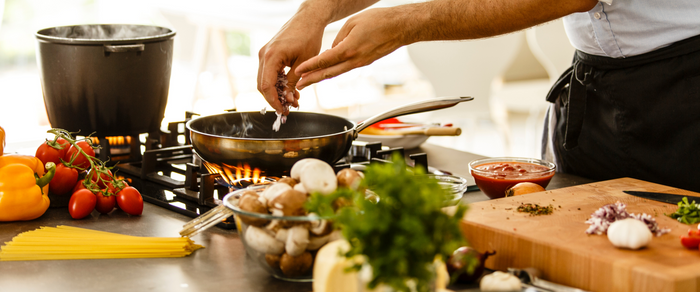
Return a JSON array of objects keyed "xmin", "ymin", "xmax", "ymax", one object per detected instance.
[{"xmin": 0, "ymin": 225, "xmax": 203, "ymax": 261}]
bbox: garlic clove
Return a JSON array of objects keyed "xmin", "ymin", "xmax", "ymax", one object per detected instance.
[{"xmin": 607, "ymin": 218, "xmax": 652, "ymax": 250}]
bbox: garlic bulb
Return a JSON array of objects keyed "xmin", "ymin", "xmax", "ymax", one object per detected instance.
[
  {"xmin": 480, "ymin": 271, "xmax": 521, "ymax": 291},
  {"xmin": 607, "ymin": 218, "xmax": 652, "ymax": 250}
]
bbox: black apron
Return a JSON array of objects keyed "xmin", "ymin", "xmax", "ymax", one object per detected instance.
[{"xmin": 542, "ymin": 34, "xmax": 700, "ymax": 192}]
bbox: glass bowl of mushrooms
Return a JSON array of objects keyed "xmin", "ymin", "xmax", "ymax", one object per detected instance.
[
  {"xmin": 228, "ymin": 183, "xmax": 343, "ymax": 282},
  {"xmin": 178, "ymin": 158, "xmax": 362, "ymax": 281},
  {"xmin": 228, "ymin": 160, "xmax": 361, "ymax": 282}
]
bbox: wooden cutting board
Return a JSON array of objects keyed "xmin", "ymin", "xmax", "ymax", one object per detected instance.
[{"xmin": 460, "ymin": 177, "xmax": 700, "ymax": 292}]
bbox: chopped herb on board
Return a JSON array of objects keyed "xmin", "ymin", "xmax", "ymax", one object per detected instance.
[
  {"xmin": 517, "ymin": 203, "xmax": 554, "ymax": 215},
  {"xmin": 667, "ymin": 197, "xmax": 700, "ymax": 224}
]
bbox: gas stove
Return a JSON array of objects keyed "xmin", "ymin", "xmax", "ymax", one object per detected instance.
[{"xmin": 104, "ymin": 113, "xmax": 457, "ymax": 229}]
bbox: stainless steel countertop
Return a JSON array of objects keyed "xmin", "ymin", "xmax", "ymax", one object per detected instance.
[{"xmin": 0, "ymin": 143, "xmax": 593, "ymax": 292}]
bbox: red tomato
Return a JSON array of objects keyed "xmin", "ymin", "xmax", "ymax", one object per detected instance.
[
  {"xmin": 680, "ymin": 229, "xmax": 700, "ymax": 249},
  {"xmin": 107, "ymin": 180, "xmax": 128, "ymax": 210},
  {"xmin": 35, "ymin": 138, "xmax": 70, "ymax": 170},
  {"xmin": 65, "ymin": 141, "xmax": 95, "ymax": 169},
  {"xmin": 116, "ymin": 186, "xmax": 143, "ymax": 215},
  {"xmin": 68, "ymin": 189, "xmax": 97, "ymax": 219},
  {"xmin": 89, "ymin": 169, "xmax": 113, "ymax": 189},
  {"xmin": 49, "ymin": 164, "xmax": 79, "ymax": 196},
  {"xmin": 95, "ymin": 192, "xmax": 117, "ymax": 214},
  {"xmin": 72, "ymin": 178, "xmax": 89, "ymax": 193},
  {"xmin": 106, "ymin": 180, "xmax": 128, "ymax": 194}
]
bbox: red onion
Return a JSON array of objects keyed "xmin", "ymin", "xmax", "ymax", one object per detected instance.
[
  {"xmin": 585, "ymin": 201, "xmax": 670, "ymax": 236},
  {"xmin": 446, "ymin": 246, "xmax": 496, "ymax": 284}
]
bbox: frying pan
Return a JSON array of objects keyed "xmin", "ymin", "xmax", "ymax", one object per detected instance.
[{"xmin": 186, "ymin": 96, "xmax": 473, "ymax": 174}]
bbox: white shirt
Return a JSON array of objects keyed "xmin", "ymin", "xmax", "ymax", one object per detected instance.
[{"xmin": 564, "ymin": 0, "xmax": 700, "ymax": 58}]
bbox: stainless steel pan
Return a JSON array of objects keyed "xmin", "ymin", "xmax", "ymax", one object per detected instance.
[{"xmin": 186, "ymin": 96, "xmax": 473, "ymax": 174}]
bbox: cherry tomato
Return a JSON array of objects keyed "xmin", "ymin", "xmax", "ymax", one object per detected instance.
[
  {"xmin": 35, "ymin": 138, "xmax": 70, "ymax": 170},
  {"xmin": 68, "ymin": 189, "xmax": 97, "ymax": 219},
  {"xmin": 88, "ymin": 169, "xmax": 113, "ymax": 189},
  {"xmin": 94, "ymin": 179, "xmax": 127, "ymax": 214},
  {"xmin": 106, "ymin": 180, "xmax": 128, "ymax": 194},
  {"xmin": 116, "ymin": 186, "xmax": 143, "ymax": 215},
  {"xmin": 65, "ymin": 141, "xmax": 95, "ymax": 169},
  {"xmin": 106, "ymin": 180, "xmax": 128, "ymax": 210},
  {"xmin": 72, "ymin": 178, "xmax": 89, "ymax": 193},
  {"xmin": 49, "ymin": 164, "xmax": 79, "ymax": 196},
  {"xmin": 680, "ymin": 229, "xmax": 700, "ymax": 249},
  {"xmin": 95, "ymin": 192, "xmax": 117, "ymax": 214}
]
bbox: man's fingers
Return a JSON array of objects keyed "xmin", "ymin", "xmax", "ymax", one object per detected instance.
[
  {"xmin": 296, "ymin": 61, "xmax": 356, "ymax": 90},
  {"xmin": 259, "ymin": 62, "xmax": 285, "ymax": 113},
  {"xmin": 294, "ymin": 47, "xmax": 346, "ymax": 78}
]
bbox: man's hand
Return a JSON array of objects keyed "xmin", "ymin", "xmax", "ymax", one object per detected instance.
[
  {"xmin": 257, "ymin": 13, "xmax": 325, "ymax": 114},
  {"xmin": 257, "ymin": 0, "xmax": 380, "ymax": 112}
]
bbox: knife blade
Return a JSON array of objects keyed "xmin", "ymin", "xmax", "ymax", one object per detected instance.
[{"xmin": 623, "ymin": 190, "xmax": 700, "ymax": 205}]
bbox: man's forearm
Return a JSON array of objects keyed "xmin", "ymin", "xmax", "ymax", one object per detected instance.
[
  {"xmin": 297, "ymin": 0, "xmax": 381, "ymax": 26},
  {"xmin": 405, "ymin": 0, "xmax": 598, "ymax": 42}
]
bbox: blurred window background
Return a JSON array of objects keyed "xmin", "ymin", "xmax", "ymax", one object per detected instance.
[{"xmin": 0, "ymin": 0, "xmax": 560, "ymax": 158}]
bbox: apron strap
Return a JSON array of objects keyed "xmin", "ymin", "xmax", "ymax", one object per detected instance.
[{"xmin": 545, "ymin": 59, "xmax": 594, "ymax": 150}]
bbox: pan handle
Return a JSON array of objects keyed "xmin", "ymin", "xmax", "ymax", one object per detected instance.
[{"xmin": 354, "ymin": 96, "xmax": 473, "ymax": 138}]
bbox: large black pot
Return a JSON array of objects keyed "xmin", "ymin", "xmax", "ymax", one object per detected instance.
[{"xmin": 35, "ymin": 24, "xmax": 176, "ymax": 137}]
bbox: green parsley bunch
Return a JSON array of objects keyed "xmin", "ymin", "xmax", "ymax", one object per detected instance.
[{"xmin": 306, "ymin": 155, "xmax": 469, "ymax": 292}]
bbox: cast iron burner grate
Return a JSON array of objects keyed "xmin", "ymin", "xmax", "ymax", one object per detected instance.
[{"xmin": 108, "ymin": 113, "xmax": 443, "ymax": 230}]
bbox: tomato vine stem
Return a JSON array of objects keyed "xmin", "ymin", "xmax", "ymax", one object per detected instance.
[{"xmin": 46, "ymin": 128, "xmax": 127, "ymax": 197}]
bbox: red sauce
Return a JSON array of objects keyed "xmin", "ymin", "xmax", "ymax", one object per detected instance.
[{"xmin": 471, "ymin": 162, "xmax": 554, "ymax": 199}]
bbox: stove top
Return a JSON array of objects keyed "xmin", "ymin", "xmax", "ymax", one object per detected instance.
[{"xmin": 105, "ymin": 113, "xmax": 466, "ymax": 229}]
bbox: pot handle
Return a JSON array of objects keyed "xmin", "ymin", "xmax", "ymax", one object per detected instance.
[
  {"xmin": 354, "ymin": 96, "xmax": 473, "ymax": 138},
  {"xmin": 104, "ymin": 44, "xmax": 145, "ymax": 53}
]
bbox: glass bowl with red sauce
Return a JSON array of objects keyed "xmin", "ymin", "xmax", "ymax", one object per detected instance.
[{"xmin": 468, "ymin": 157, "xmax": 555, "ymax": 199}]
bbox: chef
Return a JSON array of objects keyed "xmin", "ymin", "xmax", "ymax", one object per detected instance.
[{"xmin": 256, "ymin": 0, "xmax": 700, "ymax": 192}]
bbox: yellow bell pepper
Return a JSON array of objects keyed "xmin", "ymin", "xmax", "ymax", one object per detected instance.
[
  {"xmin": 0, "ymin": 155, "xmax": 55, "ymax": 222},
  {"xmin": 0, "ymin": 125, "xmax": 5, "ymax": 154}
]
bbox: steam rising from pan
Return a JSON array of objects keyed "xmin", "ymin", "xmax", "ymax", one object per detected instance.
[{"xmin": 206, "ymin": 113, "xmax": 262, "ymax": 138}]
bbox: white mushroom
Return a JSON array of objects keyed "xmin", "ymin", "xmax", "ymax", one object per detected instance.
[
  {"xmin": 290, "ymin": 158, "xmax": 325, "ymax": 181},
  {"xmin": 293, "ymin": 182, "xmax": 307, "ymax": 194},
  {"xmin": 285, "ymin": 225, "xmax": 310, "ymax": 257},
  {"xmin": 275, "ymin": 228, "xmax": 289, "ymax": 243},
  {"xmin": 307, "ymin": 234, "xmax": 331, "ymax": 250},
  {"xmin": 245, "ymin": 226, "xmax": 285, "ymax": 255},
  {"xmin": 262, "ymin": 182, "xmax": 292, "ymax": 202},
  {"xmin": 300, "ymin": 160, "xmax": 337, "ymax": 195}
]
